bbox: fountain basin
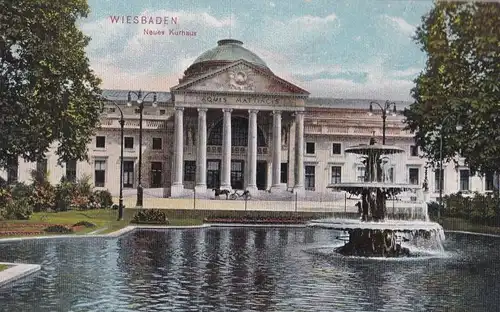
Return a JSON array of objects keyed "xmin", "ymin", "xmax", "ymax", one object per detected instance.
[{"xmin": 308, "ymin": 219, "xmax": 445, "ymax": 258}]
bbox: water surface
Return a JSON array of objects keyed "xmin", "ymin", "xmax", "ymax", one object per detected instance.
[{"xmin": 0, "ymin": 228, "xmax": 498, "ymax": 311}]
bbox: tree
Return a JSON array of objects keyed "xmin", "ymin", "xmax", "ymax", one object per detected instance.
[
  {"xmin": 403, "ymin": 1, "xmax": 500, "ymax": 175},
  {"xmin": 0, "ymin": 0, "xmax": 102, "ymax": 167}
]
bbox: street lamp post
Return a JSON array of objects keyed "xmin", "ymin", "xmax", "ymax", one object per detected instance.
[
  {"xmin": 369, "ymin": 100, "xmax": 397, "ymax": 145},
  {"xmin": 437, "ymin": 114, "xmax": 462, "ymax": 220},
  {"xmin": 101, "ymin": 97, "xmax": 125, "ymax": 221},
  {"xmin": 127, "ymin": 90, "xmax": 157, "ymax": 208}
]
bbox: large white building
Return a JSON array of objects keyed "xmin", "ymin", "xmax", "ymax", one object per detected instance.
[{"xmin": 1, "ymin": 39, "xmax": 496, "ymax": 200}]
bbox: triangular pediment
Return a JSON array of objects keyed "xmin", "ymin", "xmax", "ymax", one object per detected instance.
[{"xmin": 171, "ymin": 60, "xmax": 309, "ymax": 95}]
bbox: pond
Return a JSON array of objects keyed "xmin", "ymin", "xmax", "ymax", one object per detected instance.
[{"xmin": 0, "ymin": 228, "xmax": 499, "ymax": 311}]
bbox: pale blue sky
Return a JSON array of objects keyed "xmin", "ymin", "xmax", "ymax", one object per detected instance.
[{"xmin": 80, "ymin": 0, "xmax": 434, "ymax": 100}]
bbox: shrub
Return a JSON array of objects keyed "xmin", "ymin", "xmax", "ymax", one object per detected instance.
[
  {"xmin": 0, "ymin": 188, "xmax": 12, "ymax": 208},
  {"xmin": 93, "ymin": 190, "xmax": 113, "ymax": 208},
  {"xmin": 10, "ymin": 182, "xmax": 33, "ymax": 201},
  {"xmin": 73, "ymin": 221, "xmax": 97, "ymax": 228},
  {"xmin": 54, "ymin": 181, "xmax": 77, "ymax": 212},
  {"xmin": 0, "ymin": 198, "xmax": 33, "ymax": 220},
  {"xmin": 44, "ymin": 225, "xmax": 73, "ymax": 234},
  {"xmin": 132, "ymin": 209, "xmax": 169, "ymax": 224},
  {"xmin": 443, "ymin": 192, "xmax": 500, "ymax": 226},
  {"xmin": 31, "ymin": 183, "xmax": 56, "ymax": 213},
  {"xmin": 75, "ymin": 175, "xmax": 93, "ymax": 197},
  {"xmin": 111, "ymin": 204, "xmax": 126, "ymax": 210},
  {"xmin": 427, "ymin": 201, "xmax": 441, "ymax": 219}
]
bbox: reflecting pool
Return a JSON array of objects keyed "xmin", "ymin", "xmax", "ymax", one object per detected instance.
[{"xmin": 0, "ymin": 228, "xmax": 499, "ymax": 311}]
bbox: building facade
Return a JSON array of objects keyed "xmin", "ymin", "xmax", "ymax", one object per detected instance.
[{"xmin": 1, "ymin": 39, "xmax": 496, "ymax": 200}]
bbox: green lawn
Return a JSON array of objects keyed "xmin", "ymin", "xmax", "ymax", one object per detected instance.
[
  {"xmin": 0, "ymin": 209, "xmax": 205, "ymax": 238},
  {"xmin": 0, "ymin": 264, "xmax": 8, "ymax": 272},
  {"xmin": 0, "ymin": 209, "xmax": 131, "ymax": 238}
]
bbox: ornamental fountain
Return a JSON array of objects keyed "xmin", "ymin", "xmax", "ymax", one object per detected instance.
[{"xmin": 308, "ymin": 137, "xmax": 445, "ymax": 258}]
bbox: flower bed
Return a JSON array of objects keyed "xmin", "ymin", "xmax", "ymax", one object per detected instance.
[
  {"xmin": 0, "ymin": 230, "xmax": 45, "ymax": 236},
  {"xmin": 203, "ymin": 217, "xmax": 307, "ymax": 224},
  {"xmin": 0, "ymin": 223, "xmax": 86, "ymax": 236},
  {"xmin": 0, "ymin": 223, "xmax": 59, "ymax": 229}
]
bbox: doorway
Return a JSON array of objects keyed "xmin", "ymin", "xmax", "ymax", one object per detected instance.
[
  {"xmin": 231, "ymin": 160, "xmax": 244, "ymax": 190},
  {"xmin": 256, "ymin": 161, "xmax": 267, "ymax": 190},
  {"xmin": 123, "ymin": 161, "xmax": 134, "ymax": 188},
  {"xmin": 207, "ymin": 160, "xmax": 220, "ymax": 189}
]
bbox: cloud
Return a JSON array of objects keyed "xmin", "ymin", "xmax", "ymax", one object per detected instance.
[
  {"xmin": 80, "ymin": 9, "xmax": 235, "ymax": 88},
  {"xmin": 390, "ymin": 67, "xmax": 421, "ymax": 78},
  {"xmin": 253, "ymin": 13, "xmax": 340, "ymax": 51},
  {"xmin": 303, "ymin": 78, "xmax": 414, "ymax": 101},
  {"xmin": 382, "ymin": 15, "xmax": 416, "ymax": 36},
  {"xmin": 292, "ymin": 13, "xmax": 337, "ymax": 27},
  {"xmin": 247, "ymin": 49, "xmax": 416, "ymax": 100}
]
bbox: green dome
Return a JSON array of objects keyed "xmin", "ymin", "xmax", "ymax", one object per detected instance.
[{"xmin": 191, "ymin": 39, "xmax": 268, "ymax": 68}]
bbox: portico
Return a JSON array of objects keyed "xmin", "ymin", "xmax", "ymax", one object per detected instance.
[{"xmin": 169, "ymin": 103, "xmax": 307, "ymax": 197}]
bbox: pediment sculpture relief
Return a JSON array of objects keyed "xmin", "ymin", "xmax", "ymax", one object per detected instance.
[{"xmin": 228, "ymin": 68, "xmax": 255, "ymax": 91}]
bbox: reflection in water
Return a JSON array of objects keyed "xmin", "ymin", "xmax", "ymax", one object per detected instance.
[{"xmin": 0, "ymin": 230, "xmax": 500, "ymax": 311}]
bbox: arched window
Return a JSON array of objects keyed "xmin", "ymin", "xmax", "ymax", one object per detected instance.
[{"xmin": 208, "ymin": 116, "xmax": 266, "ymax": 147}]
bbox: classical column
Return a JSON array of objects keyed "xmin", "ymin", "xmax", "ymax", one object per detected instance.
[
  {"xmin": 246, "ymin": 109, "xmax": 258, "ymax": 192},
  {"xmin": 220, "ymin": 108, "xmax": 232, "ymax": 190},
  {"xmin": 293, "ymin": 111, "xmax": 305, "ymax": 195},
  {"xmin": 195, "ymin": 108, "xmax": 208, "ymax": 193},
  {"xmin": 270, "ymin": 110, "xmax": 283, "ymax": 191},
  {"xmin": 171, "ymin": 107, "xmax": 184, "ymax": 196}
]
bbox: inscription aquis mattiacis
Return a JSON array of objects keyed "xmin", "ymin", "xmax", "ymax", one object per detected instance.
[{"xmin": 187, "ymin": 95, "xmax": 285, "ymax": 106}]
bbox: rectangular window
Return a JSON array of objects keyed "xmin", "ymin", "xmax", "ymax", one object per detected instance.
[
  {"xmin": 152, "ymin": 138, "xmax": 162, "ymax": 150},
  {"xmin": 434, "ymin": 169, "xmax": 444, "ymax": 192},
  {"xmin": 66, "ymin": 159, "xmax": 77, "ymax": 182},
  {"xmin": 159, "ymin": 109, "xmax": 166, "ymax": 115},
  {"xmin": 124, "ymin": 137, "xmax": 134, "ymax": 149},
  {"xmin": 357, "ymin": 166, "xmax": 366, "ymax": 182},
  {"xmin": 306, "ymin": 142, "xmax": 315, "ymax": 154},
  {"xmin": 305, "ymin": 165, "xmax": 315, "ymax": 190},
  {"xmin": 332, "ymin": 143, "xmax": 342, "ymax": 155},
  {"xmin": 96, "ymin": 136, "xmax": 105, "ymax": 148},
  {"xmin": 331, "ymin": 166, "xmax": 341, "ymax": 184},
  {"xmin": 123, "ymin": 161, "xmax": 134, "ymax": 188},
  {"xmin": 7, "ymin": 158, "xmax": 18, "ymax": 184},
  {"xmin": 94, "ymin": 160, "xmax": 106, "ymax": 187},
  {"xmin": 151, "ymin": 162, "xmax": 163, "ymax": 188},
  {"xmin": 409, "ymin": 168, "xmax": 419, "ymax": 185},
  {"xmin": 184, "ymin": 161, "xmax": 196, "ymax": 182},
  {"xmin": 280, "ymin": 162, "xmax": 288, "ymax": 183},
  {"xmin": 410, "ymin": 145, "xmax": 419, "ymax": 157},
  {"xmin": 460, "ymin": 169, "xmax": 470, "ymax": 191},
  {"xmin": 486, "ymin": 172, "xmax": 495, "ymax": 191}
]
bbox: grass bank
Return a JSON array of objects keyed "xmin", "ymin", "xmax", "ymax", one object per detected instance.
[
  {"xmin": 0, "ymin": 264, "xmax": 8, "ymax": 272},
  {"xmin": 441, "ymin": 217, "xmax": 500, "ymax": 235},
  {"xmin": 0, "ymin": 209, "xmax": 207, "ymax": 238}
]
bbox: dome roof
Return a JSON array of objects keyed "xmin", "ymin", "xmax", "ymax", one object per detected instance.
[{"xmin": 191, "ymin": 39, "xmax": 268, "ymax": 68}]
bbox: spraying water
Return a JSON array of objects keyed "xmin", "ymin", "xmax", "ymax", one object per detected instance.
[{"xmin": 308, "ymin": 137, "xmax": 445, "ymax": 258}]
